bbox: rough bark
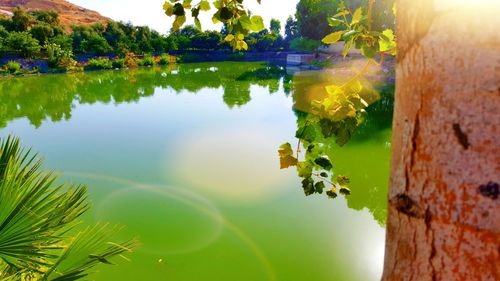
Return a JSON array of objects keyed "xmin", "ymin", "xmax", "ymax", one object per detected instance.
[{"xmin": 382, "ymin": 1, "xmax": 500, "ymax": 280}]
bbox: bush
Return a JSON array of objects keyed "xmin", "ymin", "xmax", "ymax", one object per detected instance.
[
  {"xmin": 45, "ymin": 43, "xmax": 76, "ymax": 69},
  {"xmin": 158, "ymin": 54, "xmax": 170, "ymax": 65},
  {"xmin": 137, "ymin": 55, "xmax": 155, "ymax": 66},
  {"xmin": 3, "ymin": 31, "xmax": 41, "ymax": 57},
  {"xmin": 123, "ymin": 53, "xmax": 138, "ymax": 67},
  {"xmin": 112, "ymin": 58, "xmax": 126, "ymax": 69},
  {"xmin": 289, "ymin": 37, "xmax": 321, "ymax": 52},
  {"xmin": 85, "ymin": 57, "xmax": 112, "ymax": 70},
  {"xmin": 3, "ymin": 61, "xmax": 21, "ymax": 73}
]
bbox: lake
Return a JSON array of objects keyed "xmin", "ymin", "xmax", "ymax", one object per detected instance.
[{"xmin": 0, "ymin": 62, "xmax": 392, "ymax": 281}]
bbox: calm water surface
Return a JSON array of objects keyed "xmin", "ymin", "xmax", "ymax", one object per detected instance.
[{"xmin": 0, "ymin": 62, "xmax": 392, "ymax": 281}]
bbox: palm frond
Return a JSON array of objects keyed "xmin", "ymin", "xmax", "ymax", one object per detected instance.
[{"xmin": 0, "ymin": 135, "xmax": 137, "ymax": 280}]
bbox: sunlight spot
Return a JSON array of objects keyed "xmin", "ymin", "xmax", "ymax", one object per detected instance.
[{"xmin": 171, "ymin": 127, "xmax": 291, "ymax": 204}]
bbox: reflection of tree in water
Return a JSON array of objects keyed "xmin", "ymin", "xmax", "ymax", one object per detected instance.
[
  {"xmin": 284, "ymin": 69, "xmax": 394, "ymax": 225},
  {"xmin": 0, "ymin": 63, "xmax": 394, "ymax": 224},
  {"xmin": 0, "ymin": 62, "xmax": 291, "ymax": 128}
]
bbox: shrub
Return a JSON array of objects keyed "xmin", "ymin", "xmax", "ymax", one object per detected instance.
[
  {"xmin": 3, "ymin": 31, "xmax": 41, "ymax": 57},
  {"xmin": 158, "ymin": 54, "xmax": 170, "ymax": 65},
  {"xmin": 112, "ymin": 58, "xmax": 126, "ymax": 69},
  {"xmin": 123, "ymin": 53, "xmax": 138, "ymax": 67},
  {"xmin": 45, "ymin": 43, "xmax": 76, "ymax": 69},
  {"xmin": 85, "ymin": 57, "xmax": 112, "ymax": 70},
  {"xmin": 137, "ymin": 55, "xmax": 155, "ymax": 66},
  {"xmin": 289, "ymin": 37, "xmax": 321, "ymax": 52},
  {"xmin": 3, "ymin": 61, "xmax": 21, "ymax": 73},
  {"xmin": 79, "ymin": 34, "xmax": 112, "ymax": 54}
]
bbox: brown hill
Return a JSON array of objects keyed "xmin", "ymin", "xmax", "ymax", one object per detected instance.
[{"xmin": 0, "ymin": 0, "xmax": 109, "ymax": 28}]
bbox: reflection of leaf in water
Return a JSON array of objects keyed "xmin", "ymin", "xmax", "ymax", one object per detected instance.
[{"xmin": 279, "ymin": 65, "xmax": 394, "ymax": 225}]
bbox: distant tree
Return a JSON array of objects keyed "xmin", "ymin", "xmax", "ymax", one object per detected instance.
[
  {"xmin": 270, "ymin": 19, "xmax": 281, "ymax": 35},
  {"xmin": 31, "ymin": 10, "xmax": 60, "ymax": 25},
  {"xmin": 285, "ymin": 16, "xmax": 299, "ymax": 41},
  {"xmin": 3, "ymin": 31, "xmax": 41, "ymax": 56},
  {"xmin": 192, "ymin": 31, "xmax": 222, "ymax": 50},
  {"xmin": 11, "ymin": 7, "xmax": 33, "ymax": 32},
  {"xmin": 0, "ymin": 25, "xmax": 8, "ymax": 38},
  {"xmin": 29, "ymin": 23, "xmax": 54, "ymax": 45},
  {"xmin": 136, "ymin": 26, "xmax": 154, "ymax": 53},
  {"xmin": 103, "ymin": 21, "xmax": 126, "ymax": 48},
  {"xmin": 49, "ymin": 34, "xmax": 73, "ymax": 51},
  {"xmin": 295, "ymin": 0, "xmax": 340, "ymax": 40},
  {"xmin": 80, "ymin": 34, "xmax": 112, "ymax": 54}
]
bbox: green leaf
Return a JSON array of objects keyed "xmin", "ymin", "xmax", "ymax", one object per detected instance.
[
  {"xmin": 163, "ymin": 1, "xmax": 174, "ymax": 16},
  {"xmin": 314, "ymin": 156, "xmax": 333, "ymax": 170},
  {"xmin": 297, "ymin": 161, "xmax": 313, "ymax": 178},
  {"xmin": 314, "ymin": 181, "xmax": 325, "ymax": 194},
  {"xmin": 339, "ymin": 186, "xmax": 351, "ymax": 195},
  {"xmin": 173, "ymin": 3, "xmax": 185, "ymax": 16},
  {"xmin": 326, "ymin": 187, "xmax": 338, "ymax": 199},
  {"xmin": 182, "ymin": 0, "xmax": 192, "ymax": 9},
  {"xmin": 322, "ymin": 31, "xmax": 343, "ymax": 44},
  {"xmin": 192, "ymin": 7, "xmax": 200, "ymax": 18},
  {"xmin": 351, "ymin": 7, "xmax": 363, "ymax": 25},
  {"xmin": 342, "ymin": 38, "xmax": 353, "ymax": 57},
  {"xmin": 379, "ymin": 29, "xmax": 396, "ymax": 55},
  {"xmin": 199, "ymin": 0, "xmax": 210, "ymax": 11},
  {"xmin": 301, "ymin": 177, "xmax": 315, "ymax": 196},
  {"xmin": 250, "ymin": 15, "xmax": 265, "ymax": 32},
  {"xmin": 219, "ymin": 7, "xmax": 232, "ymax": 21},
  {"xmin": 333, "ymin": 10, "xmax": 349, "ymax": 18},
  {"xmin": 238, "ymin": 15, "xmax": 253, "ymax": 31},
  {"xmin": 296, "ymin": 124, "xmax": 316, "ymax": 143},
  {"xmin": 194, "ymin": 18, "xmax": 202, "ymax": 30},
  {"xmin": 172, "ymin": 15, "xmax": 186, "ymax": 31},
  {"xmin": 361, "ymin": 44, "xmax": 377, "ymax": 58},
  {"xmin": 327, "ymin": 17, "xmax": 343, "ymax": 27}
]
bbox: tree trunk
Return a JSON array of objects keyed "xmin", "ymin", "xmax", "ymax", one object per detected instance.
[{"xmin": 382, "ymin": 1, "xmax": 500, "ymax": 280}]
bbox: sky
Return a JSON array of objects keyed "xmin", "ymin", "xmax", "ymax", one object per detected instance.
[{"xmin": 67, "ymin": 0, "xmax": 299, "ymax": 34}]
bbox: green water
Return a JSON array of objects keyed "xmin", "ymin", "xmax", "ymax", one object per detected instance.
[{"xmin": 0, "ymin": 62, "xmax": 392, "ymax": 281}]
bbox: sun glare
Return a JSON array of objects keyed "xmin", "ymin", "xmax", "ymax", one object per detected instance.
[{"xmin": 436, "ymin": 0, "xmax": 500, "ymax": 9}]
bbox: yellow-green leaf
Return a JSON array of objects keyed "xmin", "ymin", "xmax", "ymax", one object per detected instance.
[
  {"xmin": 172, "ymin": 15, "xmax": 186, "ymax": 31},
  {"xmin": 199, "ymin": 0, "xmax": 210, "ymax": 11},
  {"xmin": 278, "ymin": 143, "xmax": 297, "ymax": 169},
  {"xmin": 237, "ymin": 40, "xmax": 248, "ymax": 51},
  {"xmin": 250, "ymin": 15, "xmax": 265, "ymax": 32},
  {"xmin": 194, "ymin": 18, "xmax": 201, "ymax": 30},
  {"xmin": 163, "ymin": 1, "xmax": 174, "ymax": 16},
  {"xmin": 182, "ymin": 0, "xmax": 192, "ymax": 9},
  {"xmin": 351, "ymin": 7, "xmax": 363, "ymax": 25},
  {"xmin": 322, "ymin": 31, "xmax": 343, "ymax": 44},
  {"xmin": 333, "ymin": 10, "xmax": 349, "ymax": 18},
  {"xmin": 224, "ymin": 34, "xmax": 234, "ymax": 42}
]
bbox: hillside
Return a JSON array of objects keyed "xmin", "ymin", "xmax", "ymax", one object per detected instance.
[{"xmin": 0, "ymin": 0, "xmax": 109, "ymax": 28}]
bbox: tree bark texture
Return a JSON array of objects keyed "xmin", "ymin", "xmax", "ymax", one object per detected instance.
[{"xmin": 382, "ymin": 1, "xmax": 500, "ymax": 280}]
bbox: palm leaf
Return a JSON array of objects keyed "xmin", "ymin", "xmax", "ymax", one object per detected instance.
[{"xmin": 0, "ymin": 135, "xmax": 137, "ymax": 279}]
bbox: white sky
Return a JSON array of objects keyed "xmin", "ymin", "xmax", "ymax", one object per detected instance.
[{"xmin": 67, "ymin": 0, "xmax": 299, "ymax": 34}]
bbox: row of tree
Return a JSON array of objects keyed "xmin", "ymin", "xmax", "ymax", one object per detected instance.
[
  {"xmin": 0, "ymin": 7, "xmax": 294, "ymax": 59},
  {"xmin": 0, "ymin": 1, "xmax": 394, "ymax": 61}
]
